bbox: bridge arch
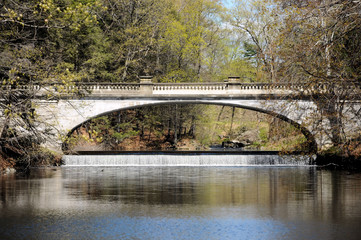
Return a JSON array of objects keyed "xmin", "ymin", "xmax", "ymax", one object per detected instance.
[{"xmin": 61, "ymin": 100, "xmax": 317, "ymax": 153}]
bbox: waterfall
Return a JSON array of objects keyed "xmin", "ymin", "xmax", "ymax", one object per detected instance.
[{"xmin": 62, "ymin": 153, "xmax": 314, "ymax": 166}]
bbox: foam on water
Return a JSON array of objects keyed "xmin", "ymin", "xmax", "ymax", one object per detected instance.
[{"xmin": 62, "ymin": 153, "xmax": 314, "ymax": 166}]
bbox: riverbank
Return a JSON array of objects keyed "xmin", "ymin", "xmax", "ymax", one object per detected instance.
[
  {"xmin": 316, "ymin": 154, "xmax": 361, "ymax": 172},
  {"xmin": 315, "ymin": 140, "xmax": 361, "ymax": 172},
  {"xmin": 0, "ymin": 148, "xmax": 62, "ymax": 175}
]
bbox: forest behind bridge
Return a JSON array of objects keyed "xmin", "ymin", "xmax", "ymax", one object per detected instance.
[{"xmin": 1, "ymin": 0, "xmax": 360, "ymax": 171}]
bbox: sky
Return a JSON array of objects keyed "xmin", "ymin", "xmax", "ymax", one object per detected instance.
[{"xmin": 222, "ymin": 0, "xmax": 234, "ymax": 9}]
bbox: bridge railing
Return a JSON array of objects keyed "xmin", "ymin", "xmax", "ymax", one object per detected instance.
[
  {"xmin": 0, "ymin": 81, "xmax": 308, "ymax": 97},
  {"xmin": 75, "ymin": 81, "xmax": 302, "ymax": 96},
  {"xmin": 2, "ymin": 77, "xmax": 359, "ymax": 98},
  {"xmin": 152, "ymin": 82, "xmax": 228, "ymax": 93},
  {"xmin": 76, "ymin": 83, "xmax": 140, "ymax": 91}
]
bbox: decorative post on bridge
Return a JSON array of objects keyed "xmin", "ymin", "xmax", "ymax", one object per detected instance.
[
  {"xmin": 227, "ymin": 76, "xmax": 241, "ymax": 93},
  {"xmin": 139, "ymin": 76, "xmax": 153, "ymax": 95}
]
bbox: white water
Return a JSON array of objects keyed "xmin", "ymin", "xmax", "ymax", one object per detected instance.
[{"xmin": 62, "ymin": 153, "xmax": 314, "ymax": 166}]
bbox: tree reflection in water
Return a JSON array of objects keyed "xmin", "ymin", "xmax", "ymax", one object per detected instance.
[{"xmin": 1, "ymin": 167, "xmax": 361, "ymax": 240}]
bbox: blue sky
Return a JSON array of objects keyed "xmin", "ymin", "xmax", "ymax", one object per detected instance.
[{"xmin": 222, "ymin": 0, "xmax": 234, "ymax": 9}]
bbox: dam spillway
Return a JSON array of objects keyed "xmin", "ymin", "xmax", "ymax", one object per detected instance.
[{"xmin": 62, "ymin": 151, "xmax": 314, "ymax": 167}]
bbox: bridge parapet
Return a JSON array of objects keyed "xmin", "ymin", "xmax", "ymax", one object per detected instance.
[
  {"xmin": 152, "ymin": 82, "xmax": 228, "ymax": 95},
  {"xmin": 20, "ymin": 81, "xmax": 303, "ymax": 98},
  {"xmin": 4, "ymin": 78, "xmax": 360, "ymax": 99},
  {"xmin": 79, "ymin": 83, "xmax": 140, "ymax": 91}
]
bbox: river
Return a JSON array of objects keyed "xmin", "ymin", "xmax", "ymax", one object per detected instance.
[{"xmin": 1, "ymin": 165, "xmax": 361, "ymax": 239}]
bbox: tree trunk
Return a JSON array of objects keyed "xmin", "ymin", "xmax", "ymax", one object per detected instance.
[
  {"xmin": 173, "ymin": 104, "xmax": 178, "ymax": 148},
  {"xmin": 327, "ymin": 114, "xmax": 342, "ymax": 146},
  {"xmin": 188, "ymin": 115, "xmax": 195, "ymax": 137},
  {"xmin": 217, "ymin": 106, "xmax": 225, "ymax": 121},
  {"xmin": 325, "ymin": 100, "xmax": 343, "ymax": 147},
  {"xmin": 0, "ymin": 117, "xmax": 10, "ymax": 140},
  {"xmin": 229, "ymin": 107, "xmax": 235, "ymax": 134},
  {"xmin": 117, "ymin": 112, "xmax": 122, "ymax": 133},
  {"xmin": 141, "ymin": 125, "xmax": 144, "ymax": 139},
  {"xmin": 167, "ymin": 118, "xmax": 171, "ymax": 138}
]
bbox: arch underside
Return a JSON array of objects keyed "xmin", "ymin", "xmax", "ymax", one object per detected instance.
[{"xmin": 62, "ymin": 99, "xmax": 318, "ymax": 153}]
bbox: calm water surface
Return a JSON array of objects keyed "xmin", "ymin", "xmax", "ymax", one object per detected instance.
[{"xmin": 1, "ymin": 166, "xmax": 361, "ymax": 240}]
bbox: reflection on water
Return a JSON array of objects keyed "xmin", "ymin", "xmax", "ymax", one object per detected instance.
[{"xmin": 1, "ymin": 167, "xmax": 361, "ymax": 240}]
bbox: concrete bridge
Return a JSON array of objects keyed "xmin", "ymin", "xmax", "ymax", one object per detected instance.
[{"xmin": 32, "ymin": 77, "xmax": 361, "ymax": 153}]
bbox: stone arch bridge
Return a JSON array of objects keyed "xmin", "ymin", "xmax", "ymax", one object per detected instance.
[{"xmin": 33, "ymin": 78, "xmax": 361, "ymax": 153}]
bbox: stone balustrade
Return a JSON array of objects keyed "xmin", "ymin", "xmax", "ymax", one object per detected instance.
[
  {"xmin": 78, "ymin": 83, "xmax": 140, "ymax": 91},
  {"xmin": 153, "ymin": 82, "xmax": 227, "ymax": 91},
  {"xmin": 72, "ymin": 81, "xmax": 300, "ymax": 97},
  {"xmin": 2, "ymin": 76, "xmax": 360, "ymax": 99}
]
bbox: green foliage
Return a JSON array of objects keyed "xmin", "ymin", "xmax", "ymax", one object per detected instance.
[
  {"xmin": 243, "ymin": 42, "xmax": 258, "ymax": 59},
  {"xmin": 0, "ymin": 0, "xmax": 102, "ymax": 169},
  {"xmin": 259, "ymin": 127, "xmax": 268, "ymax": 143},
  {"xmin": 6, "ymin": 0, "xmax": 357, "ymax": 165},
  {"xmin": 112, "ymin": 130, "xmax": 138, "ymax": 142},
  {"xmin": 0, "ymin": 0, "xmax": 255, "ymax": 86}
]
